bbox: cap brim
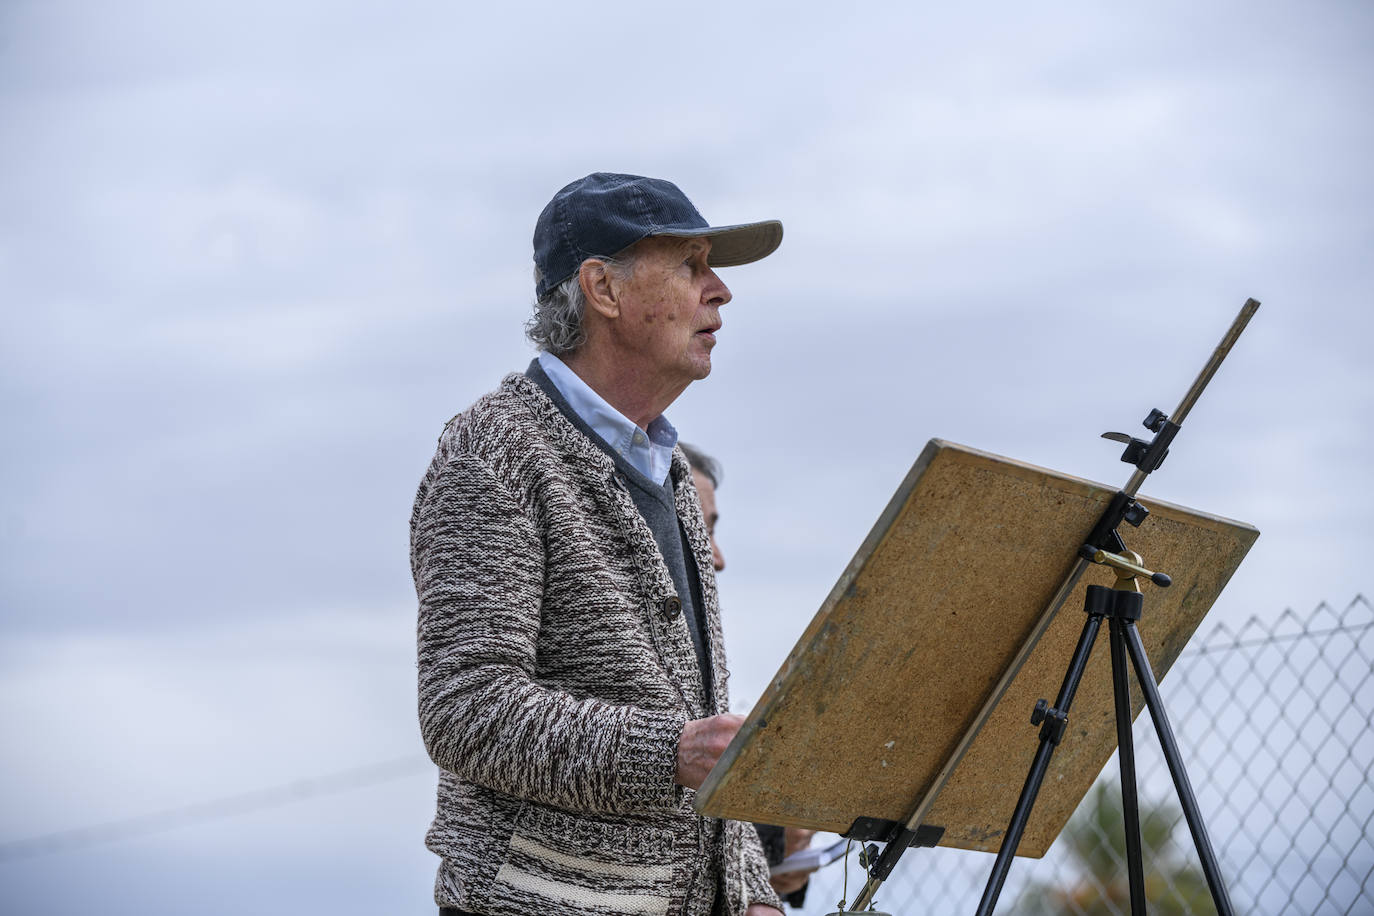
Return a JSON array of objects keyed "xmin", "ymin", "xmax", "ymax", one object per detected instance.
[{"xmin": 656, "ymin": 220, "xmax": 784, "ymax": 268}]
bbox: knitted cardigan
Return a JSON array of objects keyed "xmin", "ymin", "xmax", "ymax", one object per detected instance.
[{"xmin": 411, "ymin": 370, "xmax": 781, "ymax": 916}]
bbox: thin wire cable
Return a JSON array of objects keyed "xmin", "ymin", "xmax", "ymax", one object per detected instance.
[
  {"xmin": 836, "ymin": 838, "xmax": 853, "ymax": 911},
  {"xmin": 1182, "ymin": 620, "xmax": 1374, "ymax": 656},
  {"xmin": 0, "ymin": 754, "xmax": 432, "ymax": 863}
]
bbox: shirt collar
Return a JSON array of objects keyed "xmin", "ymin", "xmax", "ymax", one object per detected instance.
[{"xmin": 536, "ymin": 351, "xmax": 679, "ymax": 485}]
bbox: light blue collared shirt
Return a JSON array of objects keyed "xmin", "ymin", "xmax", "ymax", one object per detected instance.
[{"xmin": 536, "ymin": 351, "xmax": 679, "ymax": 485}]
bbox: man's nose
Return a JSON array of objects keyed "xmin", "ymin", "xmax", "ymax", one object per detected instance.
[{"xmin": 704, "ymin": 269, "xmax": 731, "ymax": 307}]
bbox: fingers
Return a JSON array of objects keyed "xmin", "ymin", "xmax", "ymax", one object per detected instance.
[
  {"xmin": 674, "ymin": 714, "xmax": 746, "ymax": 789},
  {"xmin": 769, "ymin": 871, "xmax": 810, "ymax": 895}
]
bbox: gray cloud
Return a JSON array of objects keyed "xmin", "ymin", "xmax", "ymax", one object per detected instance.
[{"xmin": 2, "ymin": 1, "xmax": 1371, "ymax": 912}]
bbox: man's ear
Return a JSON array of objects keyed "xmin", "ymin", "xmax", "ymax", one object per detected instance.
[{"xmin": 579, "ymin": 259, "xmax": 620, "ymax": 320}]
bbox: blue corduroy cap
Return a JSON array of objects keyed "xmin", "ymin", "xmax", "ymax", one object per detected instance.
[{"xmin": 533, "ymin": 172, "xmax": 783, "ymax": 300}]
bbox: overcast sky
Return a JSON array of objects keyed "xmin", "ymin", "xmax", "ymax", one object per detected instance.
[{"xmin": 2, "ymin": 2, "xmax": 1371, "ymax": 914}]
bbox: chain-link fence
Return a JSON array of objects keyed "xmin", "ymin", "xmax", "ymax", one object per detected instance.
[{"xmin": 795, "ymin": 596, "xmax": 1374, "ymax": 916}]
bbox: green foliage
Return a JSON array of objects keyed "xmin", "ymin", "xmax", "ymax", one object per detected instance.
[{"xmin": 1011, "ymin": 780, "xmax": 1217, "ymax": 916}]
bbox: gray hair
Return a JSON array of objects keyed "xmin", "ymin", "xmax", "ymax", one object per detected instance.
[
  {"xmin": 680, "ymin": 442, "xmax": 723, "ymax": 488},
  {"xmin": 526, "ymin": 253, "xmax": 636, "ymax": 356}
]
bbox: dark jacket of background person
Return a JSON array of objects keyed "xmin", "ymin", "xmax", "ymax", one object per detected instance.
[{"xmin": 755, "ymin": 825, "xmax": 808, "ymax": 908}]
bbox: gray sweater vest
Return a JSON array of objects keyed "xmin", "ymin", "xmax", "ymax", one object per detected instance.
[{"xmin": 526, "ymin": 360, "xmax": 713, "ymax": 699}]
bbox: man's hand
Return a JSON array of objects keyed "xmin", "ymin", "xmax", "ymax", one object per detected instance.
[
  {"xmin": 675, "ymin": 713, "xmax": 745, "ymax": 789},
  {"xmin": 769, "ymin": 827, "xmax": 818, "ymax": 896},
  {"xmin": 746, "ymin": 906, "xmax": 784, "ymax": 915},
  {"xmin": 770, "ymin": 868, "xmax": 812, "ymax": 896}
]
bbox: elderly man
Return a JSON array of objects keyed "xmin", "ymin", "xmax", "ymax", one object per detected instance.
[{"xmin": 410, "ymin": 173, "xmax": 785, "ymax": 916}]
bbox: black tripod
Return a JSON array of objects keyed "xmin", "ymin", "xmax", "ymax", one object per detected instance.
[
  {"xmin": 974, "ymin": 526, "xmax": 1236, "ymax": 916},
  {"xmin": 842, "ymin": 298, "xmax": 1259, "ymax": 914},
  {"xmin": 972, "ymin": 299, "xmax": 1261, "ymax": 914}
]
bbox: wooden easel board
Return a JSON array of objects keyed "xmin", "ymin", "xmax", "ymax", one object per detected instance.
[{"xmin": 696, "ymin": 439, "xmax": 1257, "ymax": 857}]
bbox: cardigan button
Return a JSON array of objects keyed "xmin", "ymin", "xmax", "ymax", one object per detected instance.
[{"xmin": 661, "ymin": 595, "xmax": 682, "ymax": 616}]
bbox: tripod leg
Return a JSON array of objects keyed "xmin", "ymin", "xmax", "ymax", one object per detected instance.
[
  {"xmin": 1121, "ymin": 621, "xmax": 1237, "ymax": 916},
  {"xmin": 1109, "ymin": 617, "xmax": 1148, "ymax": 915},
  {"xmin": 975, "ymin": 611, "xmax": 1104, "ymax": 916}
]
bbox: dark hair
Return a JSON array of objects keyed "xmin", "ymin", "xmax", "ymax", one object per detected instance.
[{"xmin": 680, "ymin": 442, "xmax": 723, "ymax": 488}]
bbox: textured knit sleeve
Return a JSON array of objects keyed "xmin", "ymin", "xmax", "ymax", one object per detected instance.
[{"xmin": 414, "ymin": 452, "xmax": 687, "ymax": 814}]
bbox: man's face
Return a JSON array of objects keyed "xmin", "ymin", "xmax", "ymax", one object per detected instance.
[
  {"xmin": 610, "ymin": 236, "xmax": 731, "ymax": 392},
  {"xmin": 692, "ymin": 468, "xmax": 725, "ymax": 572}
]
